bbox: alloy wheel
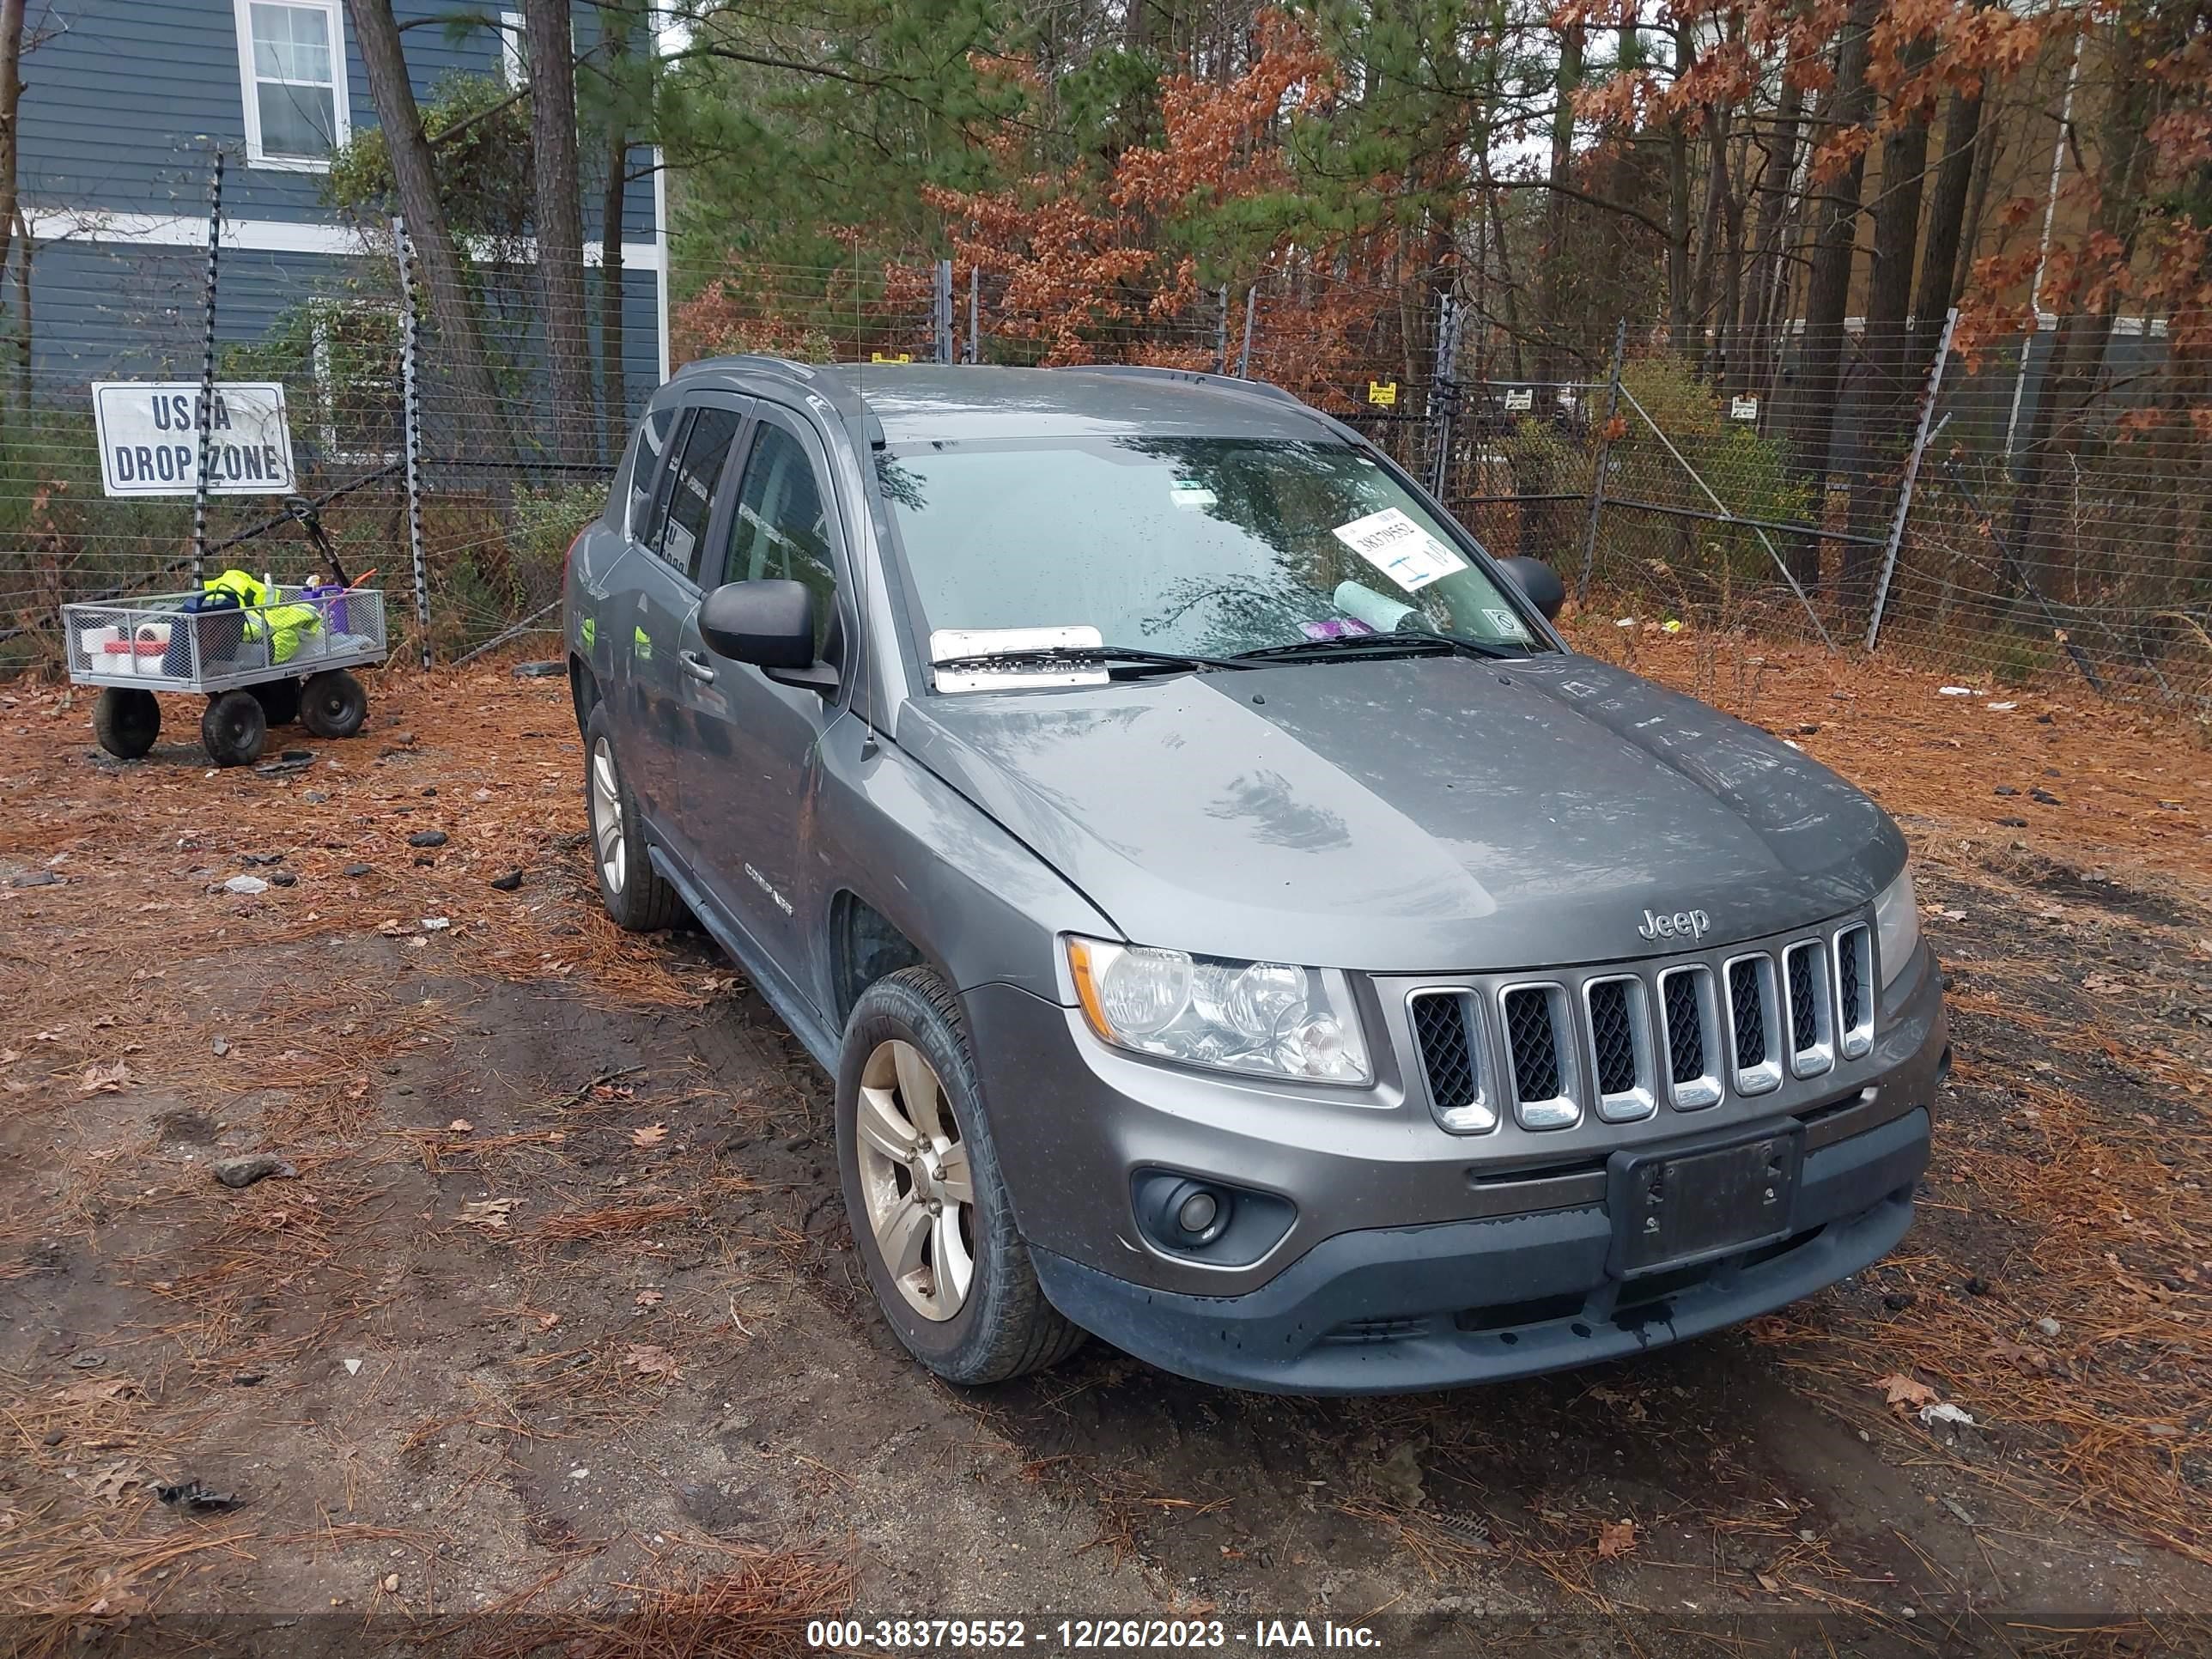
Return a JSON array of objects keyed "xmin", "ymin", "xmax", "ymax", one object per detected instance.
[
  {"xmin": 589, "ymin": 737, "xmax": 627, "ymax": 894},
  {"xmin": 854, "ymin": 1038, "xmax": 975, "ymax": 1322}
]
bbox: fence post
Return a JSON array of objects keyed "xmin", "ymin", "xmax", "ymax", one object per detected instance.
[
  {"xmin": 190, "ymin": 150, "xmax": 223, "ymax": 586},
  {"xmin": 1577, "ymin": 318, "xmax": 1627, "ymax": 603},
  {"xmin": 933, "ymin": 258, "xmax": 953, "ymax": 365},
  {"xmin": 963, "ymin": 268, "xmax": 978, "ymax": 364},
  {"xmin": 1427, "ymin": 290, "xmax": 1460, "ymax": 497},
  {"xmin": 1864, "ymin": 306, "xmax": 1958, "ymax": 653},
  {"xmin": 1236, "ymin": 286, "xmax": 1257, "ymax": 379},
  {"xmin": 392, "ymin": 214, "xmax": 433, "ymax": 670}
]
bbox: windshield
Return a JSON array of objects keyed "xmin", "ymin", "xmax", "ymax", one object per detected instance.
[{"xmin": 875, "ymin": 437, "xmax": 1543, "ymax": 665}]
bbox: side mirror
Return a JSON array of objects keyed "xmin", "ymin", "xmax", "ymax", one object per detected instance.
[
  {"xmin": 1495, "ymin": 556, "xmax": 1565, "ymax": 622},
  {"xmin": 700, "ymin": 579, "xmax": 839, "ymax": 692}
]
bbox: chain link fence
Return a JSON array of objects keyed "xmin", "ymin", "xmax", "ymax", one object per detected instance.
[{"xmin": 4, "ymin": 219, "xmax": 2208, "ymax": 713}]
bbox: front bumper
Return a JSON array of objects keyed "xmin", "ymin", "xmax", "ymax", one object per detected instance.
[
  {"xmin": 963, "ymin": 939, "xmax": 1945, "ymax": 1393},
  {"xmin": 1030, "ymin": 1107, "xmax": 1926, "ymax": 1393}
]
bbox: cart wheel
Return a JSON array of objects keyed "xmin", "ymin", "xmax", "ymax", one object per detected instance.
[
  {"xmin": 252, "ymin": 678, "xmax": 301, "ymax": 726},
  {"xmin": 201, "ymin": 690, "xmax": 267, "ymax": 767},
  {"xmin": 298, "ymin": 669, "xmax": 367, "ymax": 739},
  {"xmin": 93, "ymin": 687, "xmax": 160, "ymax": 759}
]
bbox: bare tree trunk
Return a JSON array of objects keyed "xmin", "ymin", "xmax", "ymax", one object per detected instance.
[
  {"xmin": 1666, "ymin": 21, "xmax": 1693, "ymax": 345},
  {"xmin": 343, "ymin": 0, "xmax": 508, "ymax": 455},
  {"xmin": 1788, "ymin": 0, "xmax": 1877, "ymax": 592},
  {"xmin": 1843, "ymin": 37, "xmax": 1936, "ymax": 603},
  {"xmin": 595, "ymin": 0, "xmax": 634, "ymax": 459},
  {"xmin": 2006, "ymin": 0, "xmax": 2169, "ymax": 604},
  {"xmin": 1536, "ymin": 21, "xmax": 1583, "ymax": 386},
  {"xmin": 1910, "ymin": 78, "xmax": 1984, "ymax": 366},
  {"xmin": 1743, "ymin": 75, "xmax": 1802, "ymax": 392},
  {"xmin": 11, "ymin": 204, "xmax": 27, "ymax": 416},
  {"xmin": 0, "ymin": 0, "xmax": 23, "ymax": 286},
  {"xmin": 1716, "ymin": 113, "xmax": 1745, "ymax": 376},
  {"xmin": 524, "ymin": 0, "xmax": 589, "ymax": 462}
]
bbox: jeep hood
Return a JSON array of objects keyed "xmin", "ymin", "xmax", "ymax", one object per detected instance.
[{"xmin": 895, "ymin": 653, "xmax": 1904, "ymax": 973}]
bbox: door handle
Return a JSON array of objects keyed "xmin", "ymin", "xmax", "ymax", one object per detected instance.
[{"xmin": 679, "ymin": 648, "xmax": 717, "ymax": 684}]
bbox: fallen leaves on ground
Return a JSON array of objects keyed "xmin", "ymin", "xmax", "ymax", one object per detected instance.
[
  {"xmin": 462, "ymin": 1198, "xmax": 517, "ymax": 1229},
  {"xmin": 630, "ymin": 1123, "xmax": 667, "ymax": 1148},
  {"xmin": 78, "ymin": 1059, "xmax": 135, "ymax": 1094},
  {"xmin": 1878, "ymin": 1372, "xmax": 1937, "ymax": 1409},
  {"xmin": 1595, "ymin": 1518, "xmax": 1638, "ymax": 1559},
  {"xmin": 624, "ymin": 1343, "xmax": 678, "ymax": 1378}
]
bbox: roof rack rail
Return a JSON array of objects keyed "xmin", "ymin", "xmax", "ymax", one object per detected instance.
[{"xmin": 1066, "ymin": 363, "xmax": 1315, "ymax": 413}]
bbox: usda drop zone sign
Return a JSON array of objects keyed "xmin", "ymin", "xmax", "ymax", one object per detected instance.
[{"xmin": 90, "ymin": 382, "xmax": 296, "ymax": 496}]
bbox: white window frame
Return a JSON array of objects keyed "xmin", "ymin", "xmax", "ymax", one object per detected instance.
[
  {"xmin": 233, "ymin": 0, "xmax": 351, "ymax": 173},
  {"xmin": 499, "ymin": 9, "xmax": 528, "ymax": 85}
]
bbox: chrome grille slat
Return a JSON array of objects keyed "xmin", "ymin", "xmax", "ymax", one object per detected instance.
[
  {"xmin": 1782, "ymin": 940, "xmax": 1835, "ymax": 1078},
  {"xmin": 1500, "ymin": 983, "xmax": 1578, "ymax": 1130},
  {"xmin": 1723, "ymin": 953, "xmax": 1784, "ymax": 1096},
  {"xmin": 1583, "ymin": 975, "xmax": 1656, "ymax": 1122},
  {"xmin": 1834, "ymin": 924, "xmax": 1875, "ymax": 1060},
  {"xmin": 1656, "ymin": 963, "xmax": 1723, "ymax": 1110},
  {"xmin": 1408, "ymin": 988, "xmax": 1496, "ymax": 1134}
]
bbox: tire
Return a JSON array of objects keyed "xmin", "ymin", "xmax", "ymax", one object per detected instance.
[
  {"xmin": 581, "ymin": 703, "xmax": 680, "ymax": 931},
  {"xmin": 201, "ymin": 690, "xmax": 267, "ymax": 767},
  {"xmin": 252, "ymin": 678, "xmax": 301, "ymax": 726},
  {"xmin": 93, "ymin": 688, "xmax": 160, "ymax": 759},
  {"xmin": 836, "ymin": 966, "xmax": 1085, "ymax": 1386},
  {"xmin": 298, "ymin": 669, "xmax": 367, "ymax": 739}
]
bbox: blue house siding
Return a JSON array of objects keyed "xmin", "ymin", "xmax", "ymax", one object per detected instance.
[{"xmin": 18, "ymin": 0, "xmax": 665, "ymax": 404}]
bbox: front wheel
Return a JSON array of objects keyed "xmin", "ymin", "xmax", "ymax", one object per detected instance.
[
  {"xmin": 94, "ymin": 688, "xmax": 160, "ymax": 758},
  {"xmin": 836, "ymin": 967, "xmax": 1085, "ymax": 1386},
  {"xmin": 201, "ymin": 690, "xmax": 267, "ymax": 767}
]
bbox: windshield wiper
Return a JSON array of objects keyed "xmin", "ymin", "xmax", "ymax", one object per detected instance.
[
  {"xmin": 929, "ymin": 644, "xmax": 1250, "ymax": 678},
  {"xmin": 1231, "ymin": 631, "xmax": 1529, "ymax": 665}
]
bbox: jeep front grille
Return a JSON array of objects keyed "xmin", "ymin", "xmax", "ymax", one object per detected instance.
[
  {"xmin": 1501, "ymin": 983, "xmax": 1577, "ymax": 1129},
  {"xmin": 1408, "ymin": 988, "xmax": 1495, "ymax": 1133},
  {"xmin": 1406, "ymin": 921, "xmax": 1872, "ymax": 1128}
]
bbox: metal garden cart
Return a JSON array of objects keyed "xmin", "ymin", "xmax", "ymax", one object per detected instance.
[{"xmin": 64, "ymin": 584, "xmax": 388, "ymax": 765}]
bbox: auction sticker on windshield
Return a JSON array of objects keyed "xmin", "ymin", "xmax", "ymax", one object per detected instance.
[{"xmin": 1332, "ymin": 507, "xmax": 1468, "ymax": 592}]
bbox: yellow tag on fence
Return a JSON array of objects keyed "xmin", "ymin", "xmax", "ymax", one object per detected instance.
[
  {"xmin": 870, "ymin": 352, "xmax": 913, "ymax": 365},
  {"xmin": 1367, "ymin": 380, "xmax": 1398, "ymax": 407}
]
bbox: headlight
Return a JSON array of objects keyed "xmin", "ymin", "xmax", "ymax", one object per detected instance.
[
  {"xmin": 1873, "ymin": 863, "xmax": 1920, "ymax": 988},
  {"xmin": 1064, "ymin": 937, "xmax": 1371, "ymax": 1085}
]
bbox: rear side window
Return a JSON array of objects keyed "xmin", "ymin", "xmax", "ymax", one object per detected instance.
[
  {"xmin": 623, "ymin": 405, "xmax": 678, "ymax": 538},
  {"xmin": 652, "ymin": 405, "xmax": 744, "ymax": 578},
  {"xmin": 720, "ymin": 422, "xmax": 836, "ymax": 653}
]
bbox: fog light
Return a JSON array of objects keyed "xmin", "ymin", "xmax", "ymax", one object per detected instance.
[
  {"xmin": 1130, "ymin": 1169, "xmax": 1293, "ymax": 1265},
  {"xmin": 1176, "ymin": 1190, "xmax": 1219, "ymax": 1234}
]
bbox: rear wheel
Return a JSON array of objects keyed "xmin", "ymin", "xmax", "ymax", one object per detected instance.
[
  {"xmin": 836, "ymin": 967, "xmax": 1085, "ymax": 1386},
  {"xmin": 93, "ymin": 688, "xmax": 161, "ymax": 759},
  {"xmin": 582, "ymin": 703, "xmax": 679, "ymax": 931},
  {"xmin": 298, "ymin": 669, "xmax": 366, "ymax": 739},
  {"xmin": 201, "ymin": 690, "xmax": 267, "ymax": 767}
]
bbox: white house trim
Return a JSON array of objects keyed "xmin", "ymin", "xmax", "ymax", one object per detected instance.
[
  {"xmin": 24, "ymin": 208, "xmax": 665, "ymax": 273},
  {"xmin": 232, "ymin": 0, "xmax": 352, "ymax": 173}
]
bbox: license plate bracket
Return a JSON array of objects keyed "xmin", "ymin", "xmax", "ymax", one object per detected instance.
[{"xmin": 1607, "ymin": 1125, "xmax": 1803, "ymax": 1278}]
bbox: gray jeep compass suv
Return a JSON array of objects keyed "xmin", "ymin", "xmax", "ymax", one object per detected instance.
[{"xmin": 562, "ymin": 359, "xmax": 1948, "ymax": 1394}]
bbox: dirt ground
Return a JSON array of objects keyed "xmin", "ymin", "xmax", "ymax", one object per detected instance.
[{"xmin": 2, "ymin": 635, "xmax": 2209, "ymax": 1658}]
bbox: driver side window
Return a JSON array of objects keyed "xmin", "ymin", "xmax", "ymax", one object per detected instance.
[{"xmin": 720, "ymin": 421, "xmax": 837, "ymax": 653}]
